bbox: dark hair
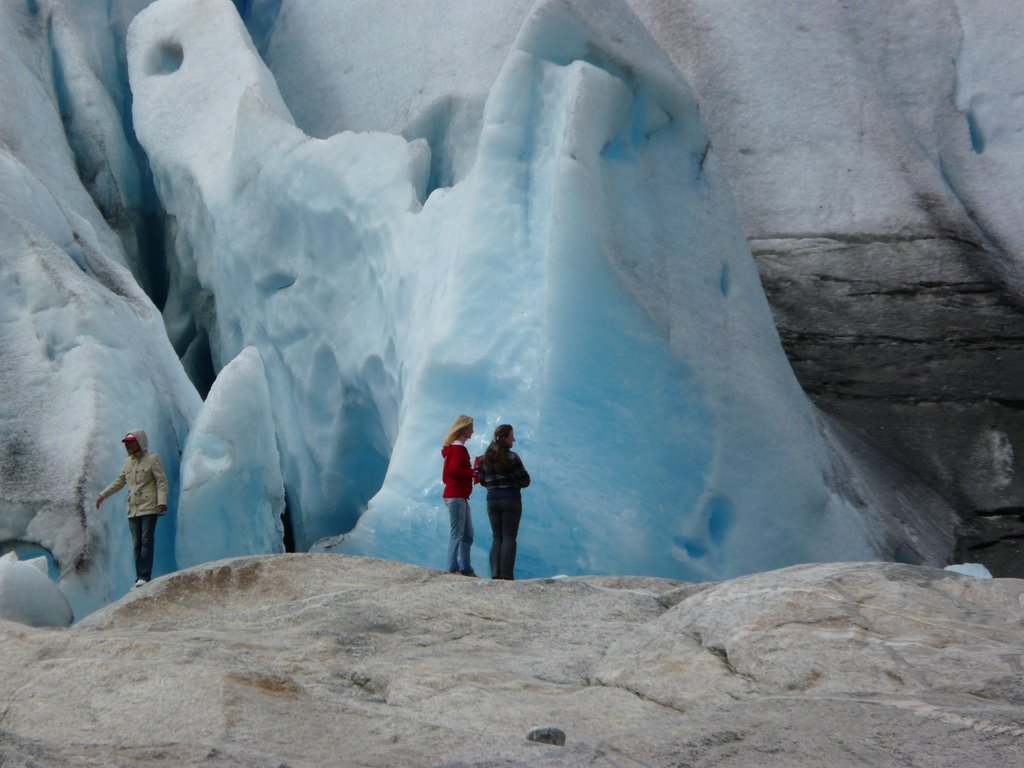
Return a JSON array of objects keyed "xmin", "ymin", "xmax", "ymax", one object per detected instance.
[{"xmin": 483, "ymin": 424, "xmax": 514, "ymax": 469}]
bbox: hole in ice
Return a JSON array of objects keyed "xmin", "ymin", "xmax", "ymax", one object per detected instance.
[
  {"xmin": 327, "ymin": 383, "xmax": 392, "ymax": 536},
  {"xmin": 674, "ymin": 536, "xmax": 707, "ymax": 559},
  {"xmin": 258, "ymin": 272, "xmax": 297, "ymax": 293},
  {"xmin": 183, "ymin": 330, "xmax": 216, "ymax": 399},
  {"xmin": 281, "ymin": 501, "xmax": 295, "ymax": 553},
  {"xmin": 965, "ymin": 110, "xmax": 985, "ymax": 154},
  {"xmin": 403, "ymin": 97, "xmax": 460, "ymax": 200},
  {"xmin": 145, "ymin": 40, "xmax": 184, "ymax": 77},
  {"xmin": 706, "ymin": 496, "xmax": 734, "ymax": 545},
  {"xmin": 719, "ymin": 264, "xmax": 731, "ymax": 297}
]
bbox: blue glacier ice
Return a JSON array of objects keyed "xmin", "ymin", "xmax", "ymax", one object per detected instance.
[
  {"xmin": 8, "ymin": 0, "xmax": 1022, "ymax": 619},
  {"xmin": 125, "ymin": 0, "xmax": 946, "ymax": 584},
  {"xmin": 176, "ymin": 346, "xmax": 285, "ymax": 568},
  {"xmin": 0, "ymin": 551, "xmax": 73, "ymax": 627}
]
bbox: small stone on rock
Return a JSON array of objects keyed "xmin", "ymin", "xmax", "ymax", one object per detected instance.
[{"xmin": 527, "ymin": 726, "xmax": 566, "ymax": 746}]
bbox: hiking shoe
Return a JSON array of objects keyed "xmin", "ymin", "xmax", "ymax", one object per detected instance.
[
  {"xmin": 133, "ymin": 578, "xmax": 147, "ymax": 588},
  {"xmin": 461, "ymin": 569, "xmax": 477, "ymax": 577}
]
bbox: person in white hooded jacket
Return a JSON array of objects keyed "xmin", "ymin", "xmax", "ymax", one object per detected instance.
[{"xmin": 96, "ymin": 429, "xmax": 168, "ymax": 587}]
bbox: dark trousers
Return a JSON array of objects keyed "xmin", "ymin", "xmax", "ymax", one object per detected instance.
[
  {"xmin": 487, "ymin": 497, "xmax": 522, "ymax": 580},
  {"xmin": 128, "ymin": 514, "xmax": 159, "ymax": 581}
]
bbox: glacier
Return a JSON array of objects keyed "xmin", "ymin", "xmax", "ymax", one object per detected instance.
[{"xmin": 6, "ymin": 0, "xmax": 1019, "ymax": 620}]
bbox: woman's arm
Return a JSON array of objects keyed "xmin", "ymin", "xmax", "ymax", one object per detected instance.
[{"xmin": 513, "ymin": 454, "xmax": 531, "ymax": 489}]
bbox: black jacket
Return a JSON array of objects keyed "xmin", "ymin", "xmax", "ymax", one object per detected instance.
[{"xmin": 478, "ymin": 451, "xmax": 530, "ymax": 499}]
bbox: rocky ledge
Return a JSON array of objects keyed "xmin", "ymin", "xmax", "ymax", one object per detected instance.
[{"xmin": 1, "ymin": 553, "xmax": 1022, "ymax": 767}]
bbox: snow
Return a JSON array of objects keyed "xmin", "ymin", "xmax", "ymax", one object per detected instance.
[{"xmin": 2, "ymin": 0, "xmax": 1015, "ymax": 619}]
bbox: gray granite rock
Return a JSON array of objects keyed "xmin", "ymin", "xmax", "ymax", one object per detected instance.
[{"xmin": 1, "ymin": 554, "xmax": 1021, "ymax": 767}]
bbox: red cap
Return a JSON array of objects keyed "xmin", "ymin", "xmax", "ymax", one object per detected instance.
[{"xmin": 122, "ymin": 433, "xmax": 137, "ymax": 443}]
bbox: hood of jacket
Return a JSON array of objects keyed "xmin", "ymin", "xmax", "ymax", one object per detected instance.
[
  {"xmin": 441, "ymin": 442, "xmax": 464, "ymax": 459},
  {"xmin": 124, "ymin": 428, "xmax": 149, "ymax": 454}
]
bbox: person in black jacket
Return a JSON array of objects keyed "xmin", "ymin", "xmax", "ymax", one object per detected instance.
[{"xmin": 477, "ymin": 424, "xmax": 530, "ymax": 580}]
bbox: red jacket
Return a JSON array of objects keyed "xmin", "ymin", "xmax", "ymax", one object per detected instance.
[{"xmin": 441, "ymin": 442, "xmax": 475, "ymax": 498}]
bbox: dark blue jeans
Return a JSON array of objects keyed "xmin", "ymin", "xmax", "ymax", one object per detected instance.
[
  {"xmin": 129, "ymin": 514, "xmax": 159, "ymax": 581},
  {"xmin": 487, "ymin": 497, "xmax": 522, "ymax": 580}
]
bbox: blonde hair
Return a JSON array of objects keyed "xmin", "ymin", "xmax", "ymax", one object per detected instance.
[{"xmin": 443, "ymin": 415, "xmax": 474, "ymax": 446}]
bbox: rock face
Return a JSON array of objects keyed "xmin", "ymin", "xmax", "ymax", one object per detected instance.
[
  {"xmin": 753, "ymin": 236, "xmax": 1024, "ymax": 577},
  {"xmin": 1, "ymin": 554, "xmax": 1021, "ymax": 767},
  {"xmin": 626, "ymin": 0, "xmax": 1024, "ymax": 575}
]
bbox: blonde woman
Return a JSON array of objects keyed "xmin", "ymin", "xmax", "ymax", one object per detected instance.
[{"xmin": 441, "ymin": 415, "xmax": 477, "ymax": 576}]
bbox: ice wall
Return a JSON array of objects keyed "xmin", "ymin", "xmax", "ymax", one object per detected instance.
[
  {"xmin": 128, "ymin": 0, "xmax": 949, "ymax": 582},
  {"xmin": 128, "ymin": 0, "xmax": 423, "ymax": 550},
  {"xmin": 2, "ymin": 0, "xmax": 969, "ymax": 621},
  {"xmin": 0, "ymin": 0, "xmax": 200, "ymax": 619}
]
